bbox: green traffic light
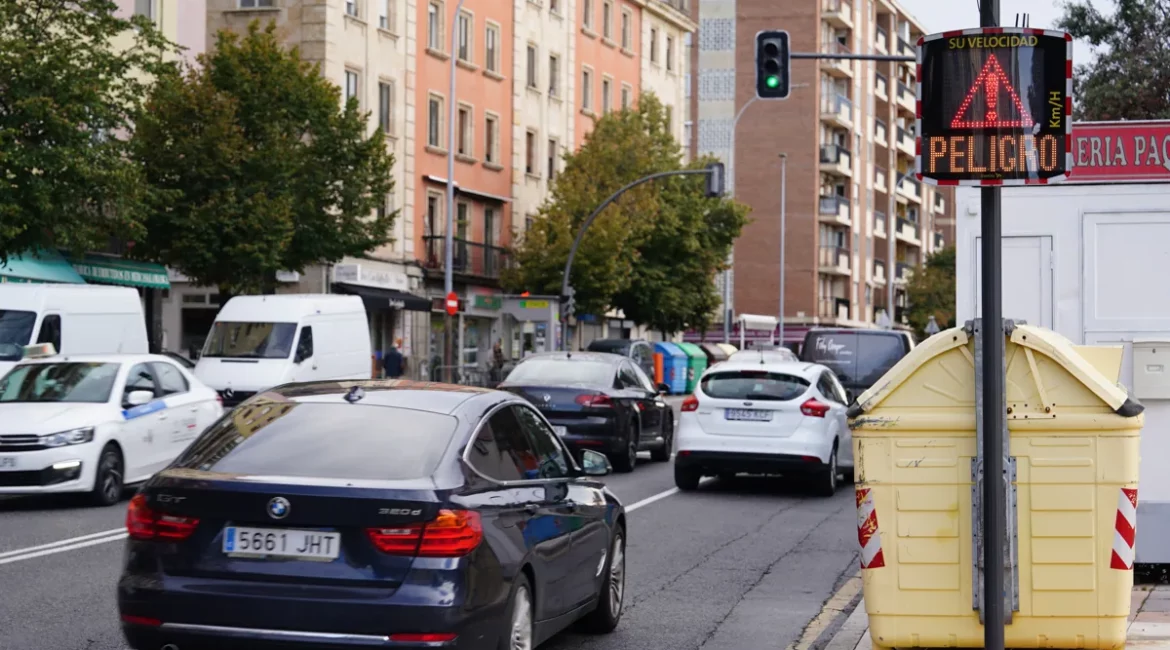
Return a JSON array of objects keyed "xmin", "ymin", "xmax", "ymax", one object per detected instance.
[{"xmin": 766, "ymin": 75, "xmax": 780, "ymax": 89}]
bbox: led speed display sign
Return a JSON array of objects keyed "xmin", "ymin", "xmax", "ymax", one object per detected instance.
[{"xmin": 916, "ymin": 27, "xmax": 1072, "ymax": 186}]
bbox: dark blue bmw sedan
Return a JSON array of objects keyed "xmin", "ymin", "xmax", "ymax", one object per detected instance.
[{"xmin": 117, "ymin": 380, "xmax": 626, "ymax": 650}]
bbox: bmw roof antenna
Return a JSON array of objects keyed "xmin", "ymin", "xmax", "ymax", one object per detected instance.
[{"xmin": 344, "ymin": 385, "xmax": 365, "ymax": 403}]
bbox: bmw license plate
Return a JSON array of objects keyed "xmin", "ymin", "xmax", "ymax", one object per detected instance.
[
  {"xmin": 553, "ymin": 426, "xmax": 568, "ymax": 436},
  {"xmin": 222, "ymin": 526, "xmax": 341, "ymax": 561},
  {"xmin": 0, "ymin": 456, "xmax": 16, "ymax": 470},
  {"xmin": 725, "ymin": 409, "xmax": 772, "ymax": 422}
]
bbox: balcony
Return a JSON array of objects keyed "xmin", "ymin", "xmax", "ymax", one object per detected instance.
[
  {"xmin": 423, "ymin": 236, "xmax": 509, "ymax": 280},
  {"xmin": 820, "ymin": 144, "xmax": 852, "ymax": 177},
  {"xmin": 874, "ymin": 73, "xmax": 889, "ymax": 102},
  {"xmin": 873, "ymin": 166, "xmax": 888, "ymax": 192},
  {"xmin": 874, "ymin": 26, "xmax": 888, "ymax": 53},
  {"xmin": 873, "ymin": 119, "xmax": 888, "ymax": 146},
  {"xmin": 872, "ymin": 259, "xmax": 887, "ymax": 285},
  {"xmin": 819, "ymin": 296, "xmax": 852, "ymax": 322},
  {"xmin": 821, "ymin": 41, "xmax": 853, "ymax": 77},
  {"xmin": 895, "ymin": 262, "xmax": 913, "ymax": 284},
  {"xmin": 895, "ymin": 125, "xmax": 915, "ymax": 157},
  {"xmin": 819, "ymin": 245, "xmax": 851, "ymax": 276},
  {"xmin": 897, "ymin": 36, "xmax": 914, "ymax": 58},
  {"xmin": 896, "ymin": 81, "xmax": 916, "ymax": 115},
  {"xmin": 821, "ymin": 93, "xmax": 853, "ymax": 129},
  {"xmin": 897, "ymin": 176, "xmax": 921, "ymax": 203},
  {"xmin": 819, "ymin": 195, "xmax": 852, "ymax": 226},
  {"xmin": 895, "ymin": 217, "xmax": 921, "ymax": 246},
  {"xmin": 933, "ymin": 193, "xmax": 946, "ymax": 214},
  {"xmin": 822, "ymin": 0, "xmax": 853, "ymax": 29},
  {"xmin": 933, "ymin": 232, "xmax": 945, "ymax": 250},
  {"xmin": 873, "ymin": 210, "xmax": 888, "ymax": 238}
]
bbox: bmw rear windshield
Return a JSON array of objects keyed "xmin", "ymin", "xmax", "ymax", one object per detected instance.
[
  {"xmin": 504, "ymin": 359, "xmax": 616, "ymax": 387},
  {"xmin": 801, "ymin": 331, "xmax": 908, "ymax": 389},
  {"xmin": 172, "ymin": 402, "xmax": 458, "ymax": 481},
  {"xmin": 700, "ymin": 370, "xmax": 809, "ymax": 401}
]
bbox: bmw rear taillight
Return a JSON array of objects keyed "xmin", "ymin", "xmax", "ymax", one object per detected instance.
[
  {"xmin": 391, "ymin": 633, "xmax": 458, "ymax": 643},
  {"xmin": 800, "ymin": 398, "xmax": 830, "ymax": 418},
  {"xmin": 126, "ymin": 493, "xmax": 200, "ymax": 541},
  {"xmin": 681, "ymin": 394, "xmax": 699, "ymax": 412},
  {"xmin": 367, "ymin": 509, "xmax": 483, "ymax": 557},
  {"xmin": 575, "ymin": 393, "xmax": 613, "ymax": 408}
]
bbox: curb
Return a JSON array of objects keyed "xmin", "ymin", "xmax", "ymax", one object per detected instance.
[{"xmin": 824, "ymin": 600, "xmax": 869, "ymax": 650}]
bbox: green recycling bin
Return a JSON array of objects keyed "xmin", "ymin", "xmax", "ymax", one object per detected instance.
[{"xmin": 675, "ymin": 342, "xmax": 709, "ymax": 394}]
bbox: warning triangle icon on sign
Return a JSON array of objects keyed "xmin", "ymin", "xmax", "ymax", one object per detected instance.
[{"xmin": 950, "ymin": 54, "xmax": 1035, "ymax": 129}]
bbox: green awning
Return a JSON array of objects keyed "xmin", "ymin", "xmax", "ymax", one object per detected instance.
[
  {"xmin": 0, "ymin": 249, "xmax": 86, "ymax": 284},
  {"xmin": 68, "ymin": 254, "xmax": 170, "ymax": 290}
]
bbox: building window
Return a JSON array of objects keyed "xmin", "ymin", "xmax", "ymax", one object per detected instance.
[
  {"xmin": 456, "ymin": 202, "xmax": 470, "ymax": 239},
  {"xmin": 485, "ymin": 208, "xmax": 498, "ymax": 247},
  {"xmin": 649, "ymin": 28, "xmax": 659, "ymax": 64},
  {"xmin": 457, "ymin": 104, "xmax": 472, "ymax": 156},
  {"xmin": 426, "ymin": 192, "xmax": 443, "ymax": 236},
  {"xmin": 238, "ymin": 0, "xmax": 274, "ymax": 7},
  {"xmin": 548, "ymin": 54, "xmax": 560, "ymax": 96},
  {"xmin": 427, "ymin": 94, "xmax": 443, "ymax": 148},
  {"xmin": 134, "ymin": 0, "xmax": 155, "ymax": 19},
  {"xmin": 666, "ymin": 35, "xmax": 674, "ymax": 71},
  {"xmin": 582, "ymin": 68, "xmax": 593, "ymax": 110},
  {"xmin": 378, "ymin": 80, "xmax": 395, "ymax": 135},
  {"xmin": 684, "ymin": 121, "xmax": 693, "ymax": 145},
  {"xmin": 378, "ymin": 0, "xmax": 391, "ymax": 29},
  {"xmin": 547, "ymin": 138, "xmax": 559, "ymax": 180},
  {"xmin": 485, "ymin": 24, "xmax": 500, "ymax": 73},
  {"xmin": 485, "ymin": 113, "xmax": 499, "ymax": 164},
  {"xmin": 621, "ymin": 10, "xmax": 631, "ymax": 49},
  {"xmin": 346, "ymin": 0, "xmax": 358, "ymax": 17},
  {"xmin": 601, "ymin": 78, "xmax": 611, "ymax": 114},
  {"xmin": 665, "ymin": 105, "xmax": 673, "ymax": 132},
  {"xmin": 427, "ymin": 1, "xmax": 443, "ymax": 50},
  {"xmin": 344, "ymin": 70, "xmax": 360, "ymax": 105},
  {"xmin": 602, "ymin": 1, "xmax": 613, "ymax": 39},
  {"xmin": 525, "ymin": 130, "xmax": 538, "ymax": 175},
  {"xmin": 582, "ymin": 0, "xmax": 593, "ymax": 29},
  {"xmin": 550, "ymin": 0, "xmax": 560, "ymax": 13},
  {"xmin": 620, "ymin": 83, "xmax": 631, "ymax": 109},
  {"xmin": 526, "ymin": 44, "xmax": 538, "ymax": 89},
  {"xmin": 456, "ymin": 11, "xmax": 472, "ymax": 62}
]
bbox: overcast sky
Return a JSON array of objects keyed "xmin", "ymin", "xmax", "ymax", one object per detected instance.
[{"xmin": 895, "ymin": 0, "xmax": 1115, "ymax": 64}]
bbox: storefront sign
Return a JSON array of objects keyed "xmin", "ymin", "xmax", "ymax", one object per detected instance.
[
  {"xmin": 332, "ymin": 262, "xmax": 409, "ymax": 291},
  {"xmin": 1068, "ymin": 121, "xmax": 1170, "ymax": 183},
  {"xmin": 520, "ymin": 300, "xmax": 549, "ymax": 309},
  {"xmin": 918, "ymin": 27, "xmax": 1072, "ymax": 186},
  {"xmin": 475, "ymin": 295, "xmax": 503, "ymax": 310}
]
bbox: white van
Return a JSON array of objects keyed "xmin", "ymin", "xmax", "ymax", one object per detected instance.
[
  {"xmin": 194, "ymin": 294, "xmax": 371, "ymax": 406},
  {"xmin": 0, "ymin": 285, "xmax": 148, "ymax": 376}
]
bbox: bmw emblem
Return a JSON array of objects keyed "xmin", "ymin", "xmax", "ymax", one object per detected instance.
[{"xmin": 267, "ymin": 497, "xmax": 290, "ymax": 520}]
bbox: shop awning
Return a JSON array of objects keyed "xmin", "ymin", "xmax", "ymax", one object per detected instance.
[
  {"xmin": 68, "ymin": 254, "xmax": 170, "ymax": 289},
  {"xmin": 0, "ymin": 249, "xmax": 86, "ymax": 284},
  {"xmin": 333, "ymin": 283, "xmax": 431, "ymax": 312}
]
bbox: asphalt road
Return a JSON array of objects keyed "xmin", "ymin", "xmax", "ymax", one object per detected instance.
[{"xmin": 0, "ymin": 398, "xmax": 862, "ymax": 650}]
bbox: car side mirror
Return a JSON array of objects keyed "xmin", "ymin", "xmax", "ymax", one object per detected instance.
[
  {"xmin": 125, "ymin": 390, "xmax": 153, "ymax": 408},
  {"xmin": 657, "ymin": 382, "xmax": 670, "ymax": 395},
  {"xmin": 580, "ymin": 449, "xmax": 612, "ymax": 476}
]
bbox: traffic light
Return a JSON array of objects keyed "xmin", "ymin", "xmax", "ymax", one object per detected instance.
[
  {"xmin": 705, "ymin": 162, "xmax": 725, "ymax": 198},
  {"xmin": 755, "ymin": 30, "xmax": 790, "ymax": 100}
]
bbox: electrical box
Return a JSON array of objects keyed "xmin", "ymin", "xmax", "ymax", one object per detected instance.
[{"xmin": 1132, "ymin": 340, "xmax": 1170, "ymax": 400}]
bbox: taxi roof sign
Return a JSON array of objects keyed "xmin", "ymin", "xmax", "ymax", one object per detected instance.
[
  {"xmin": 22, "ymin": 343, "xmax": 57, "ymax": 359},
  {"xmin": 916, "ymin": 27, "xmax": 1073, "ymax": 186}
]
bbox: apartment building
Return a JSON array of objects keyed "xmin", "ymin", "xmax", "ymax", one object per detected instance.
[
  {"xmin": 687, "ymin": 0, "xmax": 956, "ymax": 346},
  {"xmin": 640, "ymin": 0, "xmax": 692, "ymax": 147}
]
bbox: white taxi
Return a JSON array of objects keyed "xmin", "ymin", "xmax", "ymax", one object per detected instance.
[{"xmin": 0, "ymin": 347, "xmax": 224, "ymax": 506}]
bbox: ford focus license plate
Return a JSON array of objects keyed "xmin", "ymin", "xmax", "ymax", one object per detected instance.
[
  {"xmin": 223, "ymin": 526, "xmax": 340, "ymax": 561},
  {"xmin": 725, "ymin": 409, "xmax": 772, "ymax": 422}
]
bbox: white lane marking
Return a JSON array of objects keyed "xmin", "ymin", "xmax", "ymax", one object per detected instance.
[
  {"xmin": 0, "ymin": 531, "xmax": 127, "ymax": 566},
  {"xmin": 625, "ymin": 478, "xmax": 713, "ymax": 513},
  {"xmin": 0, "ymin": 527, "xmax": 127, "ymax": 560}
]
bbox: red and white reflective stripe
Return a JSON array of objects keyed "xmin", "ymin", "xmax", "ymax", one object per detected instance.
[
  {"xmin": 856, "ymin": 487, "xmax": 885, "ymax": 569},
  {"xmin": 1110, "ymin": 487, "xmax": 1138, "ymax": 570}
]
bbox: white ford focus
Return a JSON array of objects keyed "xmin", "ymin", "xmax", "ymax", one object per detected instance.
[
  {"xmin": 0, "ymin": 348, "xmax": 224, "ymax": 506},
  {"xmin": 673, "ymin": 357, "xmax": 854, "ymax": 496}
]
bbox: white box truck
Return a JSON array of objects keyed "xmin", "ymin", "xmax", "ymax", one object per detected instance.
[{"xmin": 955, "ymin": 121, "xmax": 1170, "ymax": 566}]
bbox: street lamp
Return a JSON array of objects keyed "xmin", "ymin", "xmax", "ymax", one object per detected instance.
[
  {"xmin": 925, "ymin": 314, "xmax": 940, "ymax": 336},
  {"xmin": 721, "ymin": 96, "xmax": 759, "ymax": 344}
]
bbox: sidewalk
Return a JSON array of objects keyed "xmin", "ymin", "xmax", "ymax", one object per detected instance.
[{"xmin": 826, "ymin": 585, "xmax": 1170, "ymax": 650}]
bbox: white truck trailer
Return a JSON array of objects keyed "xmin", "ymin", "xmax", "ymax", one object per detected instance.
[{"xmin": 955, "ymin": 120, "xmax": 1170, "ymax": 567}]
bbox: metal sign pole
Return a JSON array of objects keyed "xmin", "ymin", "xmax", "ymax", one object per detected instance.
[{"xmin": 979, "ymin": 3, "xmax": 1006, "ymax": 650}]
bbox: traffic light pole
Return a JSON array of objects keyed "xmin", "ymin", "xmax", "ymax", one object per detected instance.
[{"xmin": 559, "ymin": 167, "xmax": 724, "ymax": 351}]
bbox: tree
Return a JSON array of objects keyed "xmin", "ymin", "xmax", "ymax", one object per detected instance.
[
  {"xmin": 0, "ymin": 0, "xmax": 173, "ymax": 260},
  {"xmin": 1058, "ymin": 0, "xmax": 1170, "ymax": 120},
  {"xmin": 503, "ymin": 93, "xmax": 747, "ymax": 331},
  {"xmin": 905, "ymin": 247, "xmax": 956, "ymax": 339},
  {"xmin": 130, "ymin": 21, "xmax": 395, "ymax": 294}
]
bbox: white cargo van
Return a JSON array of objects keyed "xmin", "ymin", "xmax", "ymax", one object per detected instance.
[
  {"xmin": 194, "ymin": 294, "xmax": 371, "ymax": 406},
  {"xmin": 0, "ymin": 285, "xmax": 148, "ymax": 376}
]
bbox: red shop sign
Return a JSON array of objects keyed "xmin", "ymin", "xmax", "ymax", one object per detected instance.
[{"xmin": 1070, "ymin": 121, "xmax": 1170, "ymax": 183}]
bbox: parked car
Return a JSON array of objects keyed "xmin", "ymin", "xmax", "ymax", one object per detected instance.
[
  {"xmin": 728, "ymin": 347, "xmax": 799, "ymax": 365},
  {"xmin": 674, "ymin": 359, "xmax": 854, "ymax": 496},
  {"xmin": 585, "ymin": 339, "xmax": 656, "ymax": 381},
  {"xmin": 117, "ymin": 381, "xmax": 626, "ymax": 650},
  {"xmin": 499, "ymin": 352, "xmax": 673, "ymax": 473},
  {"xmin": 798, "ymin": 328, "xmax": 914, "ymax": 402}
]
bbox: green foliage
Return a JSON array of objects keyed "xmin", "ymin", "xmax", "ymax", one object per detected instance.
[
  {"xmin": 905, "ymin": 247, "xmax": 956, "ymax": 340},
  {"xmin": 0, "ymin": 0, "xmax": 175, "ymax": 261},
  {"xmin": 503, "ymin": 93, "xmax": 748, "ymax": 333},
  {"xmin": 130, "ymin": 21, "xmax": 395, "ymax": 294},
  {"xmin": 1059, "ymin": 0, "xmax": 1170, "ymax": 120}
]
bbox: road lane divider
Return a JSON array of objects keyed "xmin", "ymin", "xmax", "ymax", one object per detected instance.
[{"xmin": 0, "ymin": 527, "xmax": 127, "ymax": 561}]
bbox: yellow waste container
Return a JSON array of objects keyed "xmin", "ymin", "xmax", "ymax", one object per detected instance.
[{"xmin": 848, "ymin": 323, "xmax": 1143, "ymax": 650}]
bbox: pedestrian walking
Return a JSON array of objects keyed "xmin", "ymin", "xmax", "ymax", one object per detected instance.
[
  {"xmin": 383, "ymin": 339, "xmax": 407, "ymax": 379},
  {"xmin": 490, "ymin": 340, "xmax": 505, "ymax": 383}
]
